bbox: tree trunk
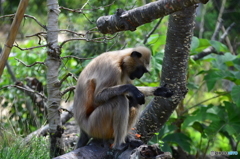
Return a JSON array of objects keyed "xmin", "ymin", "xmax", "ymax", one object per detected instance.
[
  {"xmin": 46, "ymin": 0, "xmax": 64, "ymax": 157},
  {"xmin": 134, "ymin": 5, "xmax": 196, "ymax": 143}
]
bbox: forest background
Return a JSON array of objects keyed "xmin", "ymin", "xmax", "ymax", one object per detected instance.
[{"xmin": 0, "ymin": 0, "xmax": 240, "ymax": 159}]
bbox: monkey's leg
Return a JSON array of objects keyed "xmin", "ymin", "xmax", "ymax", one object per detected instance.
[
  {"xmin": 112, "ymin": 95, "xmax": 129, "ymax": 148},
  {"xmin": 76, "ymin": 129, "xmax": 90, "ymax": 149},
  {"xmin": 86, "ymin": 96, "xmax": 129, "ymax": 149}
]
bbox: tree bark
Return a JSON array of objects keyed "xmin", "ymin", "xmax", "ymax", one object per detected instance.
[
  {"xmin": 134, "ymin": 5, "xmax": 196, "ymax": 143},
  {"xmin": 45, "ymin": 0, "xmax": 64, "ymax": 157},
  {"xmin": 97, "ymin": 0, "xmax": 207, "ymax": 34}
]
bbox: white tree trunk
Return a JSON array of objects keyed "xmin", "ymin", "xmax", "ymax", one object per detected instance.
[{"xmin": 46, "ymin": 0, "xmax": 63, "ymax": 157}]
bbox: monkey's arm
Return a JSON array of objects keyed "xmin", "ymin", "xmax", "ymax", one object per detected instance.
[
  {"xmin": 95, "ymin": 84, "xmax": 145, "ymax": 105},
  {"xmin": 137, "ymin": 85, "xmax": 173, "ymax": 97}
]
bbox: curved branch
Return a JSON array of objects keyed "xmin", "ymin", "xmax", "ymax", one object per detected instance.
[
  {"xmin": 97, "ymin": 0, "xmax": 208, "ymax": 34},
  {"xmin": 15, "ymin": 58, "xmax": 45, "ymax": 67}
]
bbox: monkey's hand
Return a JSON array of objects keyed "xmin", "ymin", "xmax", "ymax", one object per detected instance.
[
  {"xmin": 126, "ymin": 84, "xmax": 145, "ymax": 105},
  {"xmin": 153, "ymin": 84, "xmax": 173, "ymax": 98}
]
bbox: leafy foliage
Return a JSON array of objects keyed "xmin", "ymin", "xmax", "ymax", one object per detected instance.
[{"xmin": 1, "ymin": 0, "xmax": 240, "ymax": 158}]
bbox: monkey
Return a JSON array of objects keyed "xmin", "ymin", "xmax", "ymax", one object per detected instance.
[{"xmin": 73, "ymin": 46, "xmax": 173, "ymax": 149}]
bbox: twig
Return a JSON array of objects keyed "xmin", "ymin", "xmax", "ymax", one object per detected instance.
[
  {"xmin": 61, "ymin": 86, "xmax": 76, "ymax": 97},
  {"xmin": 1, "ymin": 84, "xmax": 46, "ymax": 100},
  {"xmin": 59, "ymin": 0, "xmax": 89, "ymax": 13},
  {"xmin": 14, "ymin": 43, "xmax": 48, "ymax": 50},
  {"xmin": 0, "ymin": 14, "xmax": 46, "ymax": 30},
  {"xmin": 60, "ymin": 33, "xmax": 118, "ymax": 48},
  {"xmin": 60, "ymin": 107, "xmax": 73, "ymax": 116},
  {"xmin": 59, "ymin": 29, "xmax": 85, "ymax": 37},
  {"xmin": 211, "ymin": 0, "xmax": 226, "ymax": 40},
  {"xmin": 192, "ymin": 22, "xmax": 235, "ymax": 61},
  {"xmin": 61, "ymin": 55, "xmax": 92, "ymax": 61},
  {"xmin": 59, "ymin": 6, "xmax": 83, "ymax": 13},
  {"xmin": 26, "ymin": 32, "xmax": 47, "ymax": 38},
  {"xmin": 143, "ymin": 17, "xmax": 163, "ymax": 44},
  {"xmin": 23, "ymin": 105, "xmax": 73, "ymax": 144},
  {"xmin": 15, "ymin": 58, "xmax": 45, "ymax": 67},
  {"xmin": 180, "ymin": 92, "xmax": 229, "ymax": 116},
  {"xmin": 211, "ymin": 19, "xmax": 223, "ymax": 41},
  {"xmin": 59, "ymin": 73, "xmax": 74, "ymax": 86},
  {"xmin": 199, "ymin": 5, "xmax": 206, "ymax": 38},
  {"xmin": 85, "ymin": 0, "xmax": 116, "ymax": 11}
]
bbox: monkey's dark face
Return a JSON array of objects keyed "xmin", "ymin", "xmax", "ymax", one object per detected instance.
[
  {"xmin": 129, "ymin": 66, "xmax": 148, "ymax": 80},
  {"xmin": 122, "ymin": 50, "xmax": 151, "ymax": 80}
]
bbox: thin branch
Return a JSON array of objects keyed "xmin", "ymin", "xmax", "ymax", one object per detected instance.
[
  {"xmin": 180, "ymin": 92, "xmax": 229, "ymax": 116},
  {"xmin": 61, "ymin": 86, "xmax": 75, "ymax": 97},
  {"xmin": 219, "ymin": 22, "xmax": 235, "ymax": 42},
  {"xmin": 14, "ymin": 43, "xmax": 48, "ymax": 50},
  {"xmin": 59, "ymin": 0, "xmax": 116, "ymax": 13},
  {"xmin": 143, "ymin": 17, "xmax": 163, "ymax": 44},
  {"xmin": 59, "ymin": 0, "xmax": 89, "ymax": 13},
  {"xmin": 59, "ymin": 33, "xmax": 118, "ymax": 48},
  {"xmin": 0, "ymin": 14, "xmax": 46, "ymax": 30},
  {"xmin": 85, "ymin": 0, "xmax": 116, "ymax": 11},
  {"xmin": 59, "ymin": 6, "xmax": 83, "ymax": 13},
  {"xmin": 26, "ymin": 32, "xmax": 47, "ymax": 38},
  {"xmin": 1, "ymin": 84, "xmax": 47, "ymax": 100},
  {"xmin": 199, "ymin": 4, "xmax": 206, "ymax": 38},
  {"xmin": 60, "ymin": 107, "xmax": 73, "ymax": 116},
  {"xmin": 15, "ymin": 58, "xmax": 45, "ymax": 67},
  {"xmin": 192, "ymin": 22, "xmax": 235, "ymax": 61},
  {"xmin": 61, "ymin": 55, "xmax": 92, "ymax": 61},
  {"xmin": 211, "ymin": 19, "xmax": 223, "ymax": 41},
  {"xmin": 59, "ymin": 73, "xmax": 74, "ymax": 86},
  {"xmin": 59, "ymin": 29, "xmax": 85, "ymax": 37},
  {"xmin": 211, "ymin": 0, "xmax": 226, "ymax": 40}
]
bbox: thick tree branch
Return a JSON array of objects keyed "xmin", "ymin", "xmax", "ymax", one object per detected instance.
[{"xmin": 97, "ymin": 0, "xmax": 208, "ymax": 34}]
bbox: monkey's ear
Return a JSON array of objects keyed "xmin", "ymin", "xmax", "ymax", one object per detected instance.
[{"xmin": 131, "ymin": 51, "xmax": 142, "ymax": 58}]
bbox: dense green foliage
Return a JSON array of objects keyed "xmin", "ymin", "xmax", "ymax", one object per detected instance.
[{"xmin": 0, "ymin": 0, "xmax": 240, "ymax": 158}]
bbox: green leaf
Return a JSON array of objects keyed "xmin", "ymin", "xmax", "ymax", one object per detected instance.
[
  {"xmin": 194, "ymin": 38, "xmax": 211, "ymax": 52},
  {"xmin": 147, "ymin": 34, "xmax": 166, "ymax": 54},
  {"xmin": 204, "ymin": 121, "xmax": 225, "ymax": 139},
  {"xmin": 190, "ymin": 36, "xmax": 199, "ymax": 51},
  {"xmin": 231, "ymin": 85, "xmax": 240, "ymax": 107},
  {"xmin": 233, "ymin": 57, "xmax": 240, "ymax": 70},
  {"xmin": 182, "ymin": 105, "xmax": 214, "ymax": 129},
  {"xmin": 162, "ymin": 133, "xmax": 192, "ymax": 153},
  {"xmin": 204, "ymin": 70, "xmax": 223, "ymax": 91},
  {"xmin": 210, "ymin": 40, "xmax": 221, "ymax": 52}
]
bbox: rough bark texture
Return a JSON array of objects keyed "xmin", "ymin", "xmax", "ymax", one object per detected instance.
[
  {"xmin": 97, "ymin": 0, "xmax": 207, "ymax": 34},
  {"xmin": 46, "ymin": 0, "xmax": 64, "ymax": 157},
  {"xmin": 134, "ymin": 6, "xmax": 196, "ymax": 143}
]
